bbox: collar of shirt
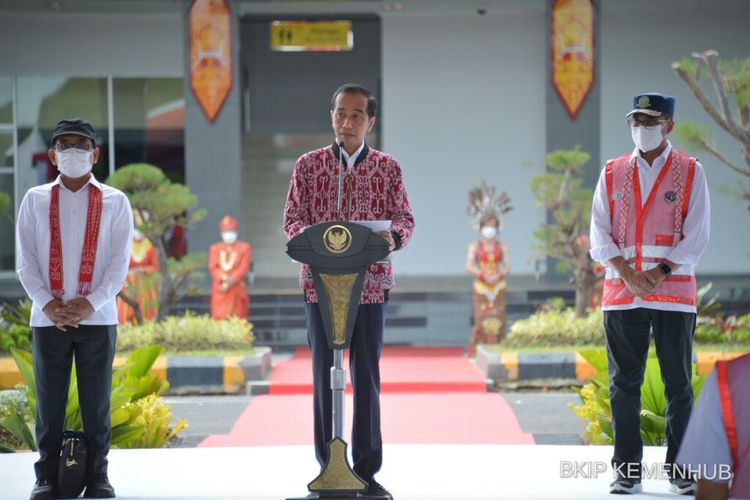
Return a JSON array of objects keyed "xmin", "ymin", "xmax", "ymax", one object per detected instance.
[
  {"xmin": 631, "ymin": 141, "xmax": 672, "ymax": 171},
  {"xmin": 337, "ymin": 141, "xmax": 366, "ymax": 170},
  {"xmin": 53, "ymin": 174, "xmax": 101, "ymax": 194}
]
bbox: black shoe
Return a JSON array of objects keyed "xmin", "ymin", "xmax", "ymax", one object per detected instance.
[
  {"xmin": 29, "ymin": 479, "xmax": 56, "ymax": 500},
  {"xmin": 669, "ymin": 477, "xmax": 696, "ymax": 495},
  {"xmin": 83, "ymin": 475, "xmax": 116, "ymax": 498},
  {"xmin": 609, "ymin": 477, "xmax": 642, "ymax": 495},
  {"xmin": 366, "ymin": 480, "xmax": 393, "ymax": 498}
]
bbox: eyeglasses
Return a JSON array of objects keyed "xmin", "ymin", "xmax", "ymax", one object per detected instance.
[
  {"xmin": 54, "ymin": 142, "xmax": 94, "ymax": 152},
  {"xmin": 626, "ymin": 116, "xmax": 668, "ymax": 127}
]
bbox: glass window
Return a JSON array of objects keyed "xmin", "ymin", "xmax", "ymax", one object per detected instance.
[
  {"xmin": 0, "ymin": 132, "xmax": 12, "ymax": 168},
  {"xmin": 16, "ymin": 77, "xmax": 110, "ymax": 195},
  {"xmin": 113, "ymin": 78, "xmax": 185, "ymax": 183},
  {"xmin": 0, "ymin": 78, "xmax": 12, "ymax": 124},
  {"xmin": 0, "ymin": 172, "xmax": 14, "ymax": 271}
]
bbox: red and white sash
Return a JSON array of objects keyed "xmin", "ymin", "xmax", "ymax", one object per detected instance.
[{"xmin": 49, "ymin": 183, "xmax": 103, "ymax": 299}]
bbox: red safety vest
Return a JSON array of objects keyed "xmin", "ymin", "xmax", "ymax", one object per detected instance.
[
  {"xmin": 601, "ymin": 149, "xmax": 697, "ymax": 308},
  {"xmin": 717, "ymin": 353, "xmax": 750, "ymax": 498}
]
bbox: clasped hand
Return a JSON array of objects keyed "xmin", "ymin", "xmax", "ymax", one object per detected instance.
[
  {"xmin": 620, "ymin": 267, "xmax": 665, "ymax": 297},
  {"xmin": 43, "ymin": 298, "xmax": 95, "ymax": 332}
]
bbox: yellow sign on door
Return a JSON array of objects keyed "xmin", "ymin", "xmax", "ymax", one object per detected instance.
[{"xmin": 271, "ymin": 20, "xmax": 353, "ymax": 52}]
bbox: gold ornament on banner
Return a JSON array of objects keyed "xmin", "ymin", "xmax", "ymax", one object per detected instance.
[
  {"xmin": 551, "ymin": 0, "xmax": 595, "ymax": 120},
  {"xmin": 189, "ymin": 0, "xmax": 233, "ymax": 123}
]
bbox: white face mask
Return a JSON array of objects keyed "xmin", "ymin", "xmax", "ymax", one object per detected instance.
[
  {"xmin": 56, "ymin": 149, "xmax": 93, "ymax": 178},
  {"xmin": 631, "ymin": 125, "xmax": 664, "ymax": 153},
  {"xmin": 481, "ymin": 226, "xmax": 498, "ymax": 239},
  {"xmin": 221, "ymin": 231, "xmax": 238, "ymax": 245},
  {"xmin": 133, "ymin": 229, "xmax": 145, "ymax": 241}
]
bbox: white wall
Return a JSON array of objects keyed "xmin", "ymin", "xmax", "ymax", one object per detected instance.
[
  {"xmin": 382, "ymin": 7, "xmax": 547, "ymax": 276},
  {"xmin": 600, "ymin": 0, "xmax": 750, "ymax": 274},
  {"xmin": 0, "ymin": 12, "xmax": 183, "ymax": 76}
]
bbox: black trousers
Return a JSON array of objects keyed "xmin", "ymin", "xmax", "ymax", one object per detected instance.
[
  {"xmin": 604, "ymin": 308, "xmax": 695, "ymax": 478},
  {"xmin": 32, "ymin": 324, "xmax": 117, "ymax": 480},
  {"xmin": 306, "ymin": 301, "xmax": 387, "ymax": 483}
]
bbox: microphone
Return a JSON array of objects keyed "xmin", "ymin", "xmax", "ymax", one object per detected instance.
[{"xmin": 337, "ymin": 140, "xmax": 345, "ymax": 220}]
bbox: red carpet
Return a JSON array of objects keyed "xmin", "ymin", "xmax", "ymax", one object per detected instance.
[
  {"xmin": 199, "ymin": 393, "xmax": 534, "ymax": 446},
  {"xmin": 199, "ymin": 346, "xmax": 534, "ymax": 447},
  {"xmin": 268, "ymin": 347, "xmax": 488, "ymax": 395}
]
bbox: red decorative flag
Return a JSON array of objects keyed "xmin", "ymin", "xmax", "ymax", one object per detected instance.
[
  {"xmin": 189, "ymin": 0, "xmax": 233, "ymax": 123},
  {"xmin": 551, "ymin": 0, "xmax": 595, "ymax": 120}
]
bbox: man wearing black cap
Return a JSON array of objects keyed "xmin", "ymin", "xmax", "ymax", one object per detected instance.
[
  {"xmin": 16, "ymin": 119, "xmax": 133, "ymax": 499},
  {"xmin": 589, "ymin": 93, "xmax": 710, "ymax": 495}
]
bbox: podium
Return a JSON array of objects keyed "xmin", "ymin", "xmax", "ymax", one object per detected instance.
[{"xmin": 286, "ymin": 221, "xmax": 391, "ymax": 500}]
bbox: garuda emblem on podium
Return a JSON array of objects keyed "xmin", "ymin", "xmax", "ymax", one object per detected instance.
[{"xmin": 323, "ymin": 225, "xmax": 352, "ymax": 254}]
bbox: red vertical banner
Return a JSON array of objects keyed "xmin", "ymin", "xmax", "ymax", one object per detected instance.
[
  {"xmin": 189, "ymin": 0, "xmax": 233, "ymax": 123},
  {"xmin": 551, "ymin": 0, "xmax": 595, "ymax": 120}
]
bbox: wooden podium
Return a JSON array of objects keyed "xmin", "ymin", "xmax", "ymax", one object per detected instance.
[{"xmin": 286, "ymin": 221, "xmax": 391, "ymax": 500}]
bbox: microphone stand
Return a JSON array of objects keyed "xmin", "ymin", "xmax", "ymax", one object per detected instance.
[
  {"xmin": 337, "ymin": 140, "xmax": 345, "ymax": 220},
  {"xmin": 333, "ymin": 140, "xmax": 347, "ymax": 449}
]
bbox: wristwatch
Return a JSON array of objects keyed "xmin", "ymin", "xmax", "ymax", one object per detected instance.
[{"xmin": 658, "ymin": 262, "xmax": 672, "ymax": 276}]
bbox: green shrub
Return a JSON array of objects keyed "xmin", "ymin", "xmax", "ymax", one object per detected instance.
[
  {"xmin": 569, "ymin": 349, "xmax": 705, "ymax": 446},
  {"xmin": 0, "ymin": 389, "xmax": 31, "ymax": 451},
  {"xmin": 117, "ymin": 312, "xmax": 254, "ymax": 353},
  {"xmin": 118, "ymin": 394, "xmax": 188, "ymax": 449},
  {"xmin": 695, "ymin": 312, "xmax": 750, "ymax": 346},
  {"xmin": 503, "ymin": 302, "xmax": 604, "ymax": 348},
  {"xmin": 0, "ymin": 324, "xmax": 32, "ymax": 354},
  {"xmin": 0, "ymin": 300, "xmax": 32, "ymax": 355},
  {"xmin": 504, "ymin": 295, "xmax": 749, "ymax": 349},
  {"xmin": 0, "ymin": 346, "xmax": 186, "ymax": 451}
]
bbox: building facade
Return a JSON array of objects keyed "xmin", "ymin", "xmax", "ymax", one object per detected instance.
[{"xmin": 1, "ymin": 0, "xmax": 748, "ymax": 297}]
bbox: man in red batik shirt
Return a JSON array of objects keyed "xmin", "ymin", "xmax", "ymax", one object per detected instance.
[{"xmin": 283, "ymin": 83, "xmax": 415, "ymax": 499}]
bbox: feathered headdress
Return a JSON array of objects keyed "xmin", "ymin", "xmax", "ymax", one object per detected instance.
[{"xmin": 467, "ymin": 181, "xmax": 513, "ymax": 230}]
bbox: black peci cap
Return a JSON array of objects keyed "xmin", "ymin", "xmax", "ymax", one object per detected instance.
[{"xmin": 51, "ymin": 118, "xmax": 97, "ymax": 145}]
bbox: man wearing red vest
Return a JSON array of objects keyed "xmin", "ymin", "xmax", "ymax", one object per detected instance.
[
  {"xmin": 590, "ymin": 93, "xmax": 711, "ymax": 495},
  {"xmin": 677, "ymin": 353, "xmax": 750, "ymax": 499}
]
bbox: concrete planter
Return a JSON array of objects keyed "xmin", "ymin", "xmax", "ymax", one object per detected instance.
[
  {"xmin": 238, "ymin": 346, "xmax": 273, "ymax": 382},
  {"xmin": 0, "ymin": 347, "xmax": 273, "ymax": 396},
  {"xmin": 475, "ymin": 345, "xmax": 592, "ymax": 386},
  {"xmin": 166, "ymin": 346, "xmax": 273, "ymax": 395},
  {"xmin": 475, "ymin": 345, "xmax": 512, "ymax": 382},
  {"xmin": 475, "ymin": 346, "xmax": 749, "ymax": 386}
]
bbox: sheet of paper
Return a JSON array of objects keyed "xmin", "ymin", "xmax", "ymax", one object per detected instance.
[{"xmin": 350, "ymin": 220, "xmax": 391, "ymax": 233}]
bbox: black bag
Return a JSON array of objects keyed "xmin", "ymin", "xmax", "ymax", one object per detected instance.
[{"xmin": 58, "ymin": 430, "xmax": 89, "ymax": 499}]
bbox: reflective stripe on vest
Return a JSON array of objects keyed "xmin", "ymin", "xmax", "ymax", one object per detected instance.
[{"xmin": 717, "ymin": 360, "xmax": 740, "ymax": 470}]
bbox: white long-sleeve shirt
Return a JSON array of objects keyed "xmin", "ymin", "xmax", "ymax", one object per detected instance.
[
  {"xmin": 589, "ymin": 142, "xmax": 711, "ymax": 312},
  {"xmin": 16, "ymin": 175, "xmax": 133, "ymax": 326}
]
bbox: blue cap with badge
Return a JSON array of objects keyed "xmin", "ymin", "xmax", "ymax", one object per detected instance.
[{"xmin": 626, "ymin": 92, "xmax": 675, "ymax": 118}]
